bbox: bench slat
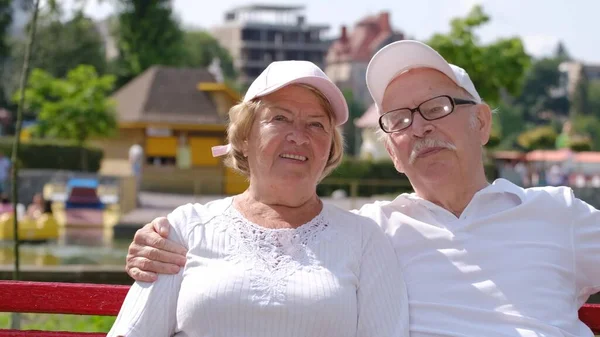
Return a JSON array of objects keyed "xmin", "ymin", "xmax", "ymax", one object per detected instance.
[
  {"xmin": 0, "ymin": 281, "xmax": 129, "ymax": 315},
  {"xmin": 0, "ymin": 330, "xmax": 106, "ymax": 337},
  {"xmin": 0, "ymin": 280, "xmax": 598, "ymax": 334},
  {"xmin": 0, "ymin": 330, "xmax": 108, "ymax": 337},
  {"xmin": 579, "ymin": 303, "xmax": 600, "ymax": 334}
]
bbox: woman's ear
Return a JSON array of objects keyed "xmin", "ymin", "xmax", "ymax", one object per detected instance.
[{"xmin": 242, "ymin": 140, "xmax": 248, "ymax": 157}]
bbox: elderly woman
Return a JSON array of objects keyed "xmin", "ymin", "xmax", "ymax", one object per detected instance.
[{"xmin": 107, "ymin": 60, "xmax": 408, "ymax": 337}]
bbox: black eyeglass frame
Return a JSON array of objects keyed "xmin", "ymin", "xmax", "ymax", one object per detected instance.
[{"xmin": 378, "ymin": 95, "xmax": 477, "ymax": 133}]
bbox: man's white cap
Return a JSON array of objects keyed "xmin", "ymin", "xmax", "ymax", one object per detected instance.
[
  {"xmin": 211, "ymin": 60, "xmax": 348, "ymax": 157},
  {"xmin": 245, "ymin": 60, "xmax": 348, "ymax": 125},
  {"xmin": 366, "ymin": 40, "xmax": 482, "ymax": 113}
]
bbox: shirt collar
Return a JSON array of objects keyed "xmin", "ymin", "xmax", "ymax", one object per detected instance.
[
  {"xmin": 399, "ymin": 178, "xmax": 525, "ymax": 212},
  {"xmin": 478, "ymin": 178, "xmax": 526, "ymax": 203}
]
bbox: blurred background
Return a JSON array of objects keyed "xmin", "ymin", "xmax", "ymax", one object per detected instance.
[{"xmin": 0, "ymin": 0, "xmax": 599, "ymax": 331}]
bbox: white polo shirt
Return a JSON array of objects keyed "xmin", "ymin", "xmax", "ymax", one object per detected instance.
[{"xmin": 355, "ymin": 178, "xmax": 600, "ymax": 337}]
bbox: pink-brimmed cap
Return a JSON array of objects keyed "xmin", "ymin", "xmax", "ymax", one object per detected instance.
[{"xmin": 212, "ymin": 60, "xmax": 348, "ymax": 157}]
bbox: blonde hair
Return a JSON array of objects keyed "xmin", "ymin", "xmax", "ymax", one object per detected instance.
[{"xmin": 224, "ymin": 84, "xmax": 344, "ymax": 181}]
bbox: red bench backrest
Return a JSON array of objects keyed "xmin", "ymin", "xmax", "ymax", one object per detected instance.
[
  {"xmin": 0, "ymin": 281, "xmax": 599, "ymax": 336},
  {"xmin": 0, "ymin": 281, "xmax": 128, "ymax": 337}
]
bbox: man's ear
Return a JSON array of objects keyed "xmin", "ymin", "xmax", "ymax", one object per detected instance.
[{"xmin": 477, "ymin": 104, "xmax": 493, "ymax": 146}]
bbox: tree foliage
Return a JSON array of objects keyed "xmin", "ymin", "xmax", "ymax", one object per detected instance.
[
  {"xmin": 113, "ymin": 0, "xmax": 185, "ymax": 85},
  {"xmin": 588, "ymin": 79, "xmax": 600, "ymax": 119},
  {"xmin": 515, "ymin": 57, "xmax": 570, "ymax": 122},
  {"xmin": 6, "ymin": 10, "xmax": 106, "ymax": 107},
  {"xmin": 15, "ymin": 65, "xmax": 117, "ymax": 169},
  {"xmin": 516, "ymin": 125, "xmax": 558, "ymax": 150},
  {"xmin": 0, "ymin": 0, "xmax": 13, "ymax": 107},
  {"xmin": 341, "ymin": 89, "xmax": 365, "ymax": 156},
  {"xmin": 427, "ymin": 5, "xmax": 531, "ymax": 106},
  {"xmin": 182, "ymin": 30, "xmax": 236, "ymax": 81},
  {"xmin": 570, "ymin": 68, "xmax": 589, "ymax": 117},
  {"xmin": 571, "ymin": 115, "xmax": 600, "ymax": 150},
  {"xmin": 0, "ymin": 0, "xmax": 11, "ymax": 60}
]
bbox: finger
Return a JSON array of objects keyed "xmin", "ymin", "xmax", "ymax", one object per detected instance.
[
  {"xmin": 140, "ymin": 246, "xmax": 187, "ymax": 266},
  {"xmin": 131, "ymin": 223, "xmax": 154, "ymax": 247},
  {"xmin": 129, "ymin": 257, "xmax": 181, "ymax": 275},
  {"xmin": 154, "ymin": 236, "xmax": 188, "ymax": 256},
  {"xmin": 151, "ymin": 217, "xmax": 170, "ymax": 238},
  {"xmin": 128, "ymin": 267, "xmax": 158, "ymax": 282},
  {"xmin": 133, "ymin": 228, "xmax": 188, "ymax": 256}
]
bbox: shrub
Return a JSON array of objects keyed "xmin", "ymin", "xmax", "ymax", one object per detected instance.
[
  {"xmin": 517, "ymin": 126, "xmax": 558, "ymax": 150},
  {"xmin": 0, "ymin": 137, "xmax": 103, "ymax": 172},
  {"xmin": 319, "ymin": 158, "xmax": 411, "ymax": 197}
]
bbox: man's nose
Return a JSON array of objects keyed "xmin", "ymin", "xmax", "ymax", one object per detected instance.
[{"xmin": 410, "ymin": 113, "xmax": 434, "ymax": 138}]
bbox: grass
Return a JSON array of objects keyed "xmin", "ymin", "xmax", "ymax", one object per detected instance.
[
  {"xmin": 0, "ymin": 313, "xmax": 116, "ymax": 332},
  {"xmin": 1, "ymin": 313, "xmax": 598, "ymax": 336}
]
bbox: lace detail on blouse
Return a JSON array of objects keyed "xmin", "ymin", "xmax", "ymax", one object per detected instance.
[{"xmin": 214, "ymin": 206, "xmax": 333, "ymax": 304}]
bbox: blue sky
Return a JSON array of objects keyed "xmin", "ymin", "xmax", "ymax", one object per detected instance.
[{"xmin": 65, "ymin": 0, "xmax": 600, "ymax": 63}]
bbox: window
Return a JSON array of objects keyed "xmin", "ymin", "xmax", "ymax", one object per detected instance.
[
  {"xmin": 146, "ymin": 137, "xmax": 178, "ymax": 166},
  {"xmin": 189, "ymin": 137, "xmax": 222, "ymax": 166}
]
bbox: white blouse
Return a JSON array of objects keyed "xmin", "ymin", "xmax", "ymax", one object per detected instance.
[{"xmin": 108, "ymin": 197, "xmax": 409, "ymax": 337}]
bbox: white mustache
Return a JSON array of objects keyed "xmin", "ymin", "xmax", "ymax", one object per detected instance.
[{"xmin": 409, "ymin": 138, "xmax": 456, "ymax": 164}]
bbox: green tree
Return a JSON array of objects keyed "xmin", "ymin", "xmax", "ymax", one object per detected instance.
[
  {"xmin": 6, "ymin": 10, "xmax": 106, "ymax": 103},
  {"xmin": 16, "ymin": 65, "xmax": 117, "ymax": 170},
  {"xmin": 341, "ymin": 89, "xmax": 364, "ymax": 156},
  {"xmin": 182, "ymin": 30, "xmax": 237, "ymax": 81},
  {"xmin": 588, "ymin": 79, "xmax": 600, "ymax": 118},
  {"xmin": 570, "ymin": 68, "xmax": 589, "ymax": 117},
  {"xmin": 37, "ymin": 12, "xmax": 106, "ymax": 77},
  {"xmin": 515, "ymin": 57, "xmax": 570, "ymax": 122},
  {"xmin": 0, "ymin": 0, "xmax": 11, "ymax": 61},
  {"xmin": 0, "ymin": 0, "xmax": 13, "ymax": 107},
  {"xmin": 571, "ymin": 115, "xmax": 600, "ymax": 150},
  {"xmin": 553, "ymin": 41, "xmax": 571, "ymax": 62},
  {"xmin": 0, "ymin": 84, "xmax": 7, "ymax": 109},
  {"xmin": 113, "ymin": 0, "xmax": 186, "ymax": 85},
  {"xmin": 493, "ymin": 100, "xmax": 527, "ymax": 149},
  {"xmin": 427, "ymin": 5, "xmax": 531, "ymax": 106},
  {"xmin": 518, "ymin": 58, "xmax": 562, "ymax": 107}
]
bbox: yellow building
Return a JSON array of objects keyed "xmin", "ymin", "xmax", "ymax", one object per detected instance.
[{"xmin": 95, "ymin": 66, "xmax": 248, "ymax": 195}]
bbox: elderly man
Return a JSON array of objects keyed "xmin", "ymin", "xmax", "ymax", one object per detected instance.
[{"xmin": 122, "ymin": 40, "xmax": 600, "ymax": 337}]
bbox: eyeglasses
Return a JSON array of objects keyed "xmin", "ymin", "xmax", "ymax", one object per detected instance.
[{"xmin": 378, "ymin": 95, "xmax": 477, "ymax": 133}]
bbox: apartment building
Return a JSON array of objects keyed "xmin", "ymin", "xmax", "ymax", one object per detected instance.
[
  {"xmin": 325, "ymin": 11, "xmax": 405, "ymax": 106},
  {"xmin": 211, "ymin": 4, "xmax": 331, "ymax": 87}
]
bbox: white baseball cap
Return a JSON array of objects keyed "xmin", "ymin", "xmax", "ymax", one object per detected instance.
[
  {"xmin": 211, "ymin": 60, "xmax": 348, "ymax": 157},
  {"xmin": 366, "ymin": 40, "xmax": 482, "ymax": 113},
  {"xmin": 245, "ymin": 60, "xmax": 348, "ymax": 125}
]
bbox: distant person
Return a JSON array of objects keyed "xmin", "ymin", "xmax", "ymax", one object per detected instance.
[
  {"xmin": 537, "ymin": 165, "xmax": 548, "ymax": 186},
  {"xmin": 499, "ymin": 160, "xmax": 522, "ymax": 186},
  {"xmin": 546, "ymin": 164, "xmax": 564, "ymax": 186},
  {"xmin": 25, "ymin": 193, "xmax": 45, "ymax": 220},
  {"xmin": 128, "ymin": 143, "xmax": 144, "ymax": 205},
  {"xmin": 514, "ymin": 160, "xmax": 529, "ymax": 186}
]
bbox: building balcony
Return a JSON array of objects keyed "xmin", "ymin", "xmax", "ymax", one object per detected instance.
[{"xmin": 240, "ymin": 40, "xmax": 330, "ymax": 51}]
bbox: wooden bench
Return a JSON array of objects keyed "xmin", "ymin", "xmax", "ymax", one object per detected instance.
[
  {"xmin": 0, "ymin": 281, "xmax": 128, "ymax": 337},
  {"xmin": 1, "ymin": 280, "xmax": 599, "ymax": 336}
]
